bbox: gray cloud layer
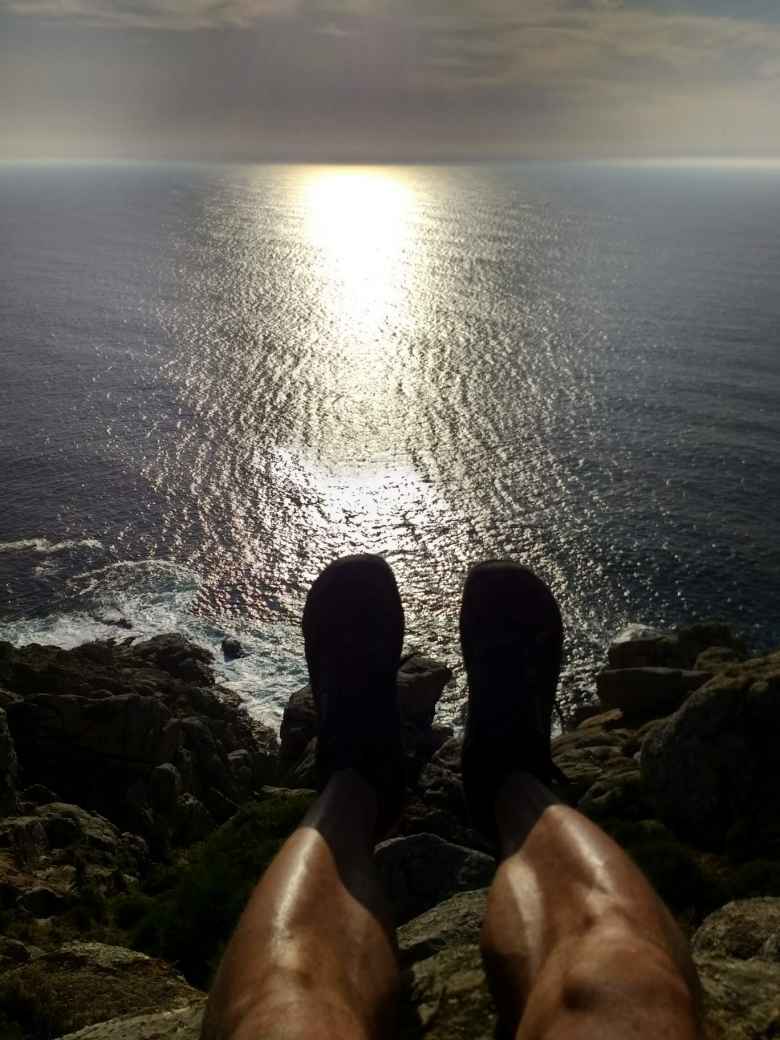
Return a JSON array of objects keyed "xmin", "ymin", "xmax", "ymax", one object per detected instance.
[{"xmin": 2, "ymin": 0, "xmax": 779, "ymax": 158}]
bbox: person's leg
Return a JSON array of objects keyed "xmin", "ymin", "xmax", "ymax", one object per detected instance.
[
  {"xmin": 482, "ymin": 772, "xmax": 701, "ymax": 1040},
  {"xmin": 459, "ymin": 561, "xmax": 701, "ymax": 1040},
  {"xmin": 201, "ymin": 769, "xmax": 399, "ymax": 1040},
  {"xmin": 202, "ymin": 555, "xmax": 406, "ymax": 1040}
]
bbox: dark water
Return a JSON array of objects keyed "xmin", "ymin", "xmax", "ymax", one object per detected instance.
[{"xmin": 1, "ymin": 160, "xmax": 779, "ymax": 725}]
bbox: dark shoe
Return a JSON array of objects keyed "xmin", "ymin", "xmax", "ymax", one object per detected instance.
[
  {"xmin": 303, "ymin": 554, "xmax": 405, "ymax": 832},
  {"xmin": 460, "ymin": 561, "xmax": 564, "ymax": 843}
]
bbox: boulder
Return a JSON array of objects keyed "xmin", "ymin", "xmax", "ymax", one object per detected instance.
[
  {"xmin": 278, "ymin": 686, "xmax": 318, "ymax": 770},
  {"xmin": 0, "ymin": 708, "xmax": 19, "ymax": 814},
  {"xmin": 0, "ymin": 943, "xmax": 203, "ymax": 1038},
  {"xmin": 693, "ymin": 899, "xmax": 780, "ymax": 963},
  {"xmin": 58, "ymin": 1004, "xmax": 205, "ymax": 1040},
  {"xmin": 695, "ymin": 954, "xmax": 780, "ymax": 1039},
  {"xmin": 640, "ymin": 651, "xmax": 780, "ymax": 849},
  {"xmin": 607, "ymin": 622, "xmax": 745, "ymax": 671},
  {"xmin": 35, "ymin": 803, "xmax": 119, "ymax": 858},
  {"xmin": 695, "ymin": 646, "xmax": 744, "ymax": 673},
  {"xmin": 398, "ymin": 943, "xmax": 496, "ymax": 1040},
  {"xmin": 375, "ymin": 833, "xmax": 494, "ymax": 924},
  {"xmin": 596, "ymin": 667, "xmax": 708, "ymax": 721},
  {"xmin": 396, "ymin": 655, "xmax": 453, "ymax": 725},
  {"xmin": 397, "ymin": 888, "xmax": 488, "ymax": 967}
]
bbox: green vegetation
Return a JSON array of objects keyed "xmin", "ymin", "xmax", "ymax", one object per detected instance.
[{"xmin": 125, "ymin": 792, "xmax": 314, "ymax": 988}]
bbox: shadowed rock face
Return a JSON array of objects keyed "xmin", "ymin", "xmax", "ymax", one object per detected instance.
[
  {"xmin": 0, "ymin": 636, "xmax": 278, "ymax": 852},
  {"xmin": 640, "ymin": 651, "xmax": 780, "ymax": 851}
]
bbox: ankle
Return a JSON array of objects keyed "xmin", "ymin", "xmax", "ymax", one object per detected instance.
[{"xmin": 494, "ymin": 770, "xmax": 560, "ymax": 857}]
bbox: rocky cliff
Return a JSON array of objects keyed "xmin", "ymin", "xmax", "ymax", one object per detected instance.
[{"xmin": 0, "ymin": 623, "xmax": 778, "ymax": 1038}]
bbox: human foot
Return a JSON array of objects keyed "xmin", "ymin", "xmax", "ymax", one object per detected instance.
[
  {"xmin": 460, "ymin": 561, "xmax": 564, "ymax": 844},
  {"xmin": 303, "ymin": 554, "xmax": 405, "ymax": 834}
]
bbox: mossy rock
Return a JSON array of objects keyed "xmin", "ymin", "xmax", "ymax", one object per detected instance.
[
  {"xmin": 0, "ymin": 943, "xmax": 201, "ymax": 1039},
  {"xmin": 125, "ymin": 791, "xmax": 314, "ymax": 988}
]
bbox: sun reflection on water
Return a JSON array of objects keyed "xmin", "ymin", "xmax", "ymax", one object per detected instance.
[{"xmin": 297, "ymin": 165, "xmax": 423, "ymax": 344}]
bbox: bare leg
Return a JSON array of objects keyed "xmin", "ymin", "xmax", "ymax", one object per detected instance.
[
  {"xmin": 201, "ymin": 769, "xmax": 399, "ymax": 1040},
  {"xmin": 482, "ymin": 771, "xmax": 702, "ymax": 1040}
]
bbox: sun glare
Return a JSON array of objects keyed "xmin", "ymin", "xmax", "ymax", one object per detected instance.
[{"xmin": 297, "ymin": 166, "xmax": 421, "ymax": 342}]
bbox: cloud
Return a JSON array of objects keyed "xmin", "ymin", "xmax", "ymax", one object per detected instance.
[{"xmin": 3, "ymin": 0, "xmax": 780, "ymax": 158}]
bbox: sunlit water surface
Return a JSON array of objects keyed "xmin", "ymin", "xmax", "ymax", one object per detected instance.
[{"xmin": 2, "ymin": 161, "xmax": 779, "ymax": 725}]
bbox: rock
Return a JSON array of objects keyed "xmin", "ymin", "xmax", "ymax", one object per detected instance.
[
  {"xmin": 221, "ymin": 637, "xmax": 246, "ymax": 661},
  {"xmin": 695, "ymin": 646, "xmax": 744, "ymax": 673},
  {"xmin": 35, "ymin": 803, "xmax": 119, "ymax": 857},
  {"xmin": 0, "ymin": 943, "xmax": 203, "ymax": 1038},
  {"xmin": 0, "ymin": 937, "xmax": 44, "ymax": 973},
  {"xmin": 397, "ymin": 888, "xmax": 487, "ymax": 967},
  {"xmin": 397, "ymin": 655, "xmax": 452, "ymax": 725},
  {"xmin": 430, "ymin": 736, "xmax": 462, "ymax": 774},
  {"xmin": 173, "ymin": 794, "xmax": 215, "ymax": 846},
  {"xmin": 607, "ymin": 622, "xmax": 745, "ymax": 671},
  {"xmin": 18, "ymin": 884, "xmax": 68, "ymax": 916},
  {"xmin": 278, "ymin": 686, "xmax": 318, "ymax": 770},
  {"xmin": 578, "ymin": 762, "xmax": 652, "ymax": 821},
  {"xmin": 57, "ymin": 1004, "xmax": 205, "ymax": 1040},
  {"xmin": 399, "ymin": 943, "xmax": 496, "ymax": 1040},
  {"xmin": 375, "ymin": 833, "xmax": 494, "ymax": 924},
  {"xmin": 0, "ymin": 708, "xmax": 19, "ymax": 814},
  {"xmin": 132, "ymin": 635, "xmax": 214, "ymax": 686},
  {"xmin": 693, "ymin": 899, "xmax": 780, "ymax": 963},
  {"xmin": 695, "ymin": 954, "xmax": 780, "ymax": 1039},
  {"xmin": 640, "ymin": 651, "xmax": 780, "ymax": 849},
  {"xmin": 596, "ymin": 667, "xmax": 709, "ymax": 721},
  {"xmin": 575, "ymin": 708, "xmax": 627, "ymax": 732},
  {"xmin": 0, "ymin": 815, "xmax": 48, "ymax": 868},
  {"xmin": 149, "ymin": 764, "xmax": 183, "ymax": 815},
  {"xmin": 22, "ymin": 783, "xmax": 61, "ymax": 805}
]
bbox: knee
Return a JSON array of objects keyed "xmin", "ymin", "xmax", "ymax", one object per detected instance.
[{"xmin": 553, "ymin": 932, "xmax": 701, "ymax": 1036}]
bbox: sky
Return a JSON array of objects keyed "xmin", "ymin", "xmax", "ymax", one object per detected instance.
[{"xmin": 2, "ymin": 0, "xmax": 780, "ymax": 161}]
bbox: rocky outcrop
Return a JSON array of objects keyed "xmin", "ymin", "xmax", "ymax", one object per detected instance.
[
  {"xmin": 0, "ymin": 636, "xmax": 278, "ymax": 852},
  {"xmin": 640, "ymin": 651, "xmax": 780, "ymax": 851},
  {"xmin": 0, "ymin": 942, "xmax": 202, "ymax": 1038},
  {"xmin": 0, "ymin": 621, "xmax": 778, "ymax": 1039}
]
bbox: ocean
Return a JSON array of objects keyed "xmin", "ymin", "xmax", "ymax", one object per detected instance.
[{"xmin": 1, "ymin": 159, "xmax": 779, "ymax": 727}]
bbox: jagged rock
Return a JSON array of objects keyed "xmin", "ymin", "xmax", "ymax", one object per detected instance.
[
  {"xmin": 596, "ymin": 667, "xmax": 708, "ymax": 721},
  {"xmin": 131, "ymin": 635, "xmax": 214, "ymax": 686},
  {"xmin": 375, "ymin": 833, "xmax": 494, "ymax": 925},
  {"xmin": 57, "ymin": 1003, "xmax": 205, "ymax": 1040},
  {"xmin": 695, "ymin": 954, "xmax": 780, "ymax": 1039},
  {"xmin": 0, "ymin": 943, "xmax": 203, "ymax": 1038},
  {"xmin": 693, "ymin": 899, "xmax": 780, "ymax": 963},
  {"xmin": 399, "ymin": 943, "xmax": 496, "ymax": 1039},
  {"xmin": 640, "ymin": 651, "xmax": 780, "ymax": 850},
  {"xmin": 0, "ymin": 708, "xmax": 19, "ymax": 814},
  {"xmin": 430, "ymin": 736, "xmax": 462, "ymax": 773},
  {"xmin": 397, "ymin": 888, "xmax": 487, "ymax": 966}
]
